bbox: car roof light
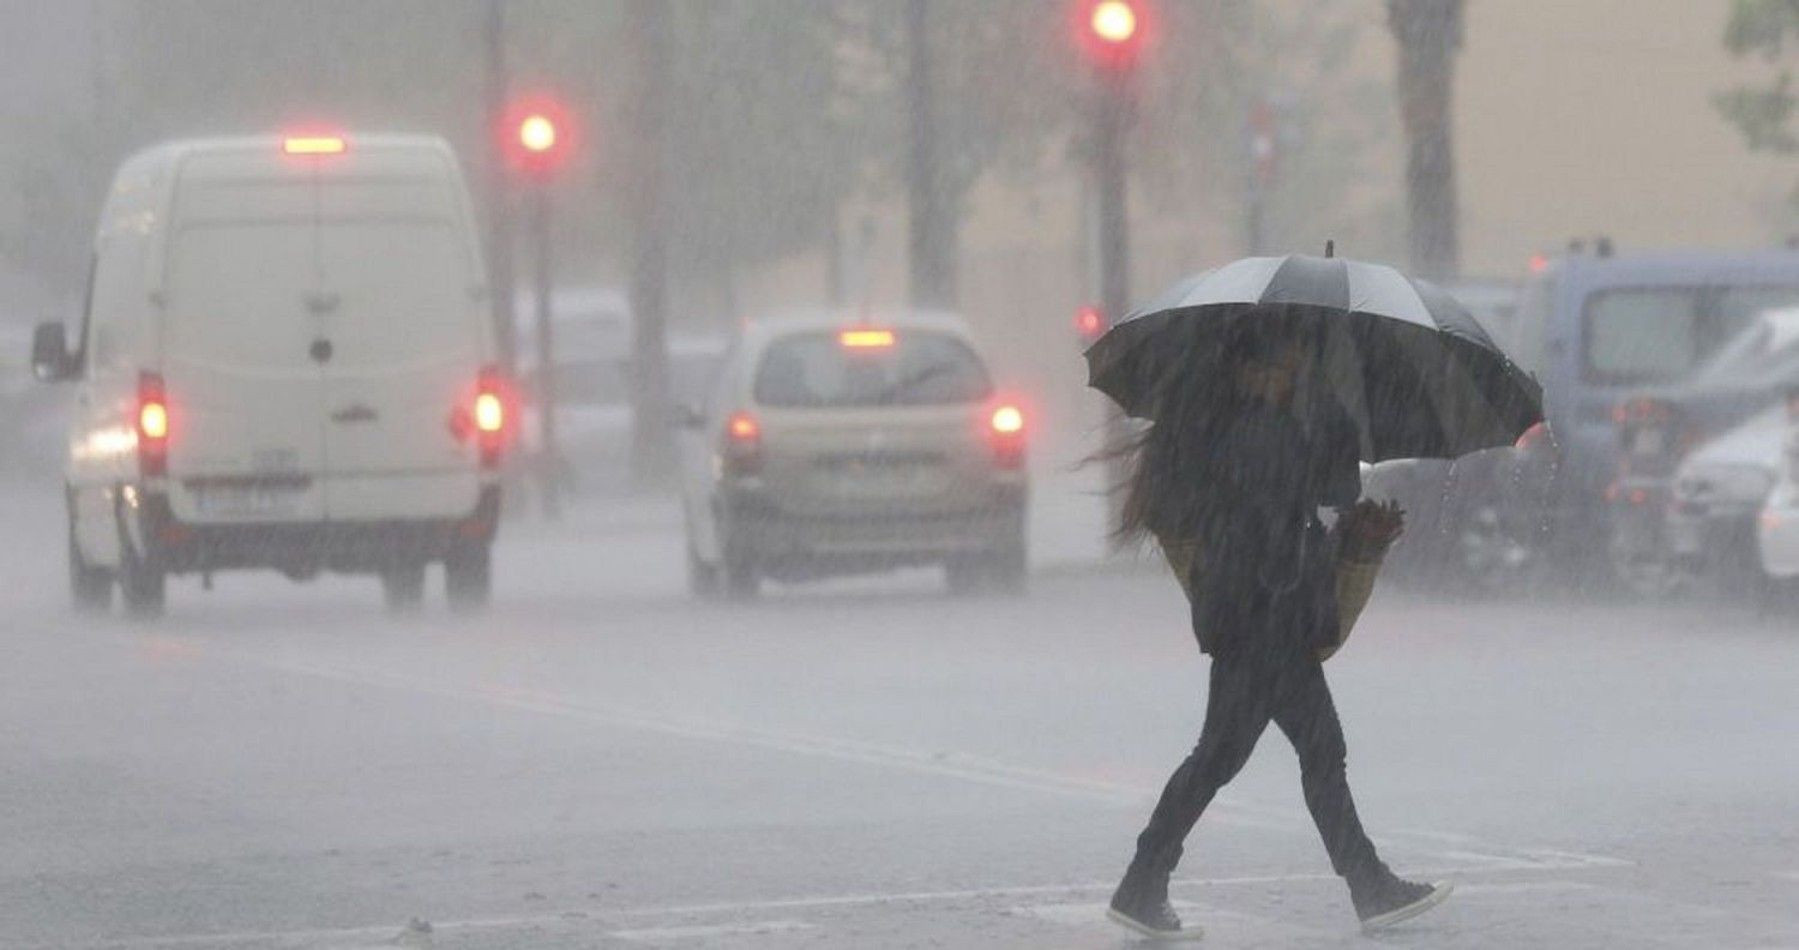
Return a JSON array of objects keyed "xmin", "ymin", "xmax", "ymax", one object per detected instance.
[
  {"xmin": 839, "ymin": 329, "xmax": 896, "ymax": 349},
  {"xmin": 283, "ymin": 135, "xmax": 346, "ymax": 155}
]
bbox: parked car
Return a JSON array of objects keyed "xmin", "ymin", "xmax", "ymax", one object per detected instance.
[
  {"xmin": 678, "ymin": 311, "xmax": 1028, "ymax": 598},
  {"xmin": 1502, "ymin": 246, "xmax": 1799, "ymax": 580},
  {"xmin": 1605, "ymin": 307, "xmax": 1799, "ymax": 591},
  {"xmin": 33, "ymin": 133, "xmax": 508, "ymax": 616},
  {"xmin": 1664, "ymin": 406, "xmax": 1785, "ymax": 592}
]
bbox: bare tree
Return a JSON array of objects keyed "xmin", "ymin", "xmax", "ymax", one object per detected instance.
[
  {"xmin": 905, "ymin": 0, "xmax": 955, "ymax": 310},
  {"xmin": 626, "ymin": 0, "xmax": 674, "ymax": 484},
  {"xmin": 1387, "ymin": 0, "xmax": 1463, "ymax": 277}
]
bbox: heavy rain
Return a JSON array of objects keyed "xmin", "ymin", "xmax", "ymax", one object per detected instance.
[{"xmin": 1, "ymin": 2, "xmax": 1797, "ymax": 947}]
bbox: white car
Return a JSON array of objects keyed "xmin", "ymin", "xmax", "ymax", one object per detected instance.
[
  {"xmin": 678, "ymin": 312, "xmax": 1028, "ymax": 597},
  {"xmin": 513, "ymin": 286, "xmax": 724, "ymax": 496},
  {"xmin": 1755, "ymin": 400, "xmax": 1799, "ymax": 584},
  {"xmin": 32, "ymin": 133, "xmax": 509, "ymax": 616},
  {"xmin": 1666, "ymin": 405, "xmax": 1784, "ymax": 582}
]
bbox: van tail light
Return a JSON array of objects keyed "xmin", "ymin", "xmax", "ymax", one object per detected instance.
[
  {"xmin": 138, "ymin": 372, "xmax": 169, "ymax": 477},
  {"xmin": 988, "ymin": 403, "xmax": 1026, "ymax": 469},
  {"xmin": 474, "ymin": 365, "xmax": 512, "ymax": 468},
  {"xmin": 722, "ymin": 410, "xmax": 763, "ymax": 476}
]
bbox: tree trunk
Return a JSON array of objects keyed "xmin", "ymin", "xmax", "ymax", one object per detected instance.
[
  {"xmin": 1388, "ymin": 0, "xmax": 1463, "ymax": 279},
  {"xmin": 627, "ymin": 0, "xmax": 674, "ymax": 484},
  {"xmin": 906, "ymin": 0, "xmax": 956, "ymax": 310}
]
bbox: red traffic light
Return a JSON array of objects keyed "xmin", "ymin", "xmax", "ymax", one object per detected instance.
[
  {"xmin": 501, "ymin": 96, "xmax": 574, "ymax": 179},
  {"xmin": 1075, "ymin": 305, "xmax": 1109, "ymax": 344},
  {"xmin": 518, "ymin": 114, "xmax": 557, "ymax": 154},
  {"xmin": 1091, "ymin": 1, "xmax": 1137, "ymax": 43},
  {"xmin": 1076, "ymin": 0, "xmax": 1149, "ymax": 70}
]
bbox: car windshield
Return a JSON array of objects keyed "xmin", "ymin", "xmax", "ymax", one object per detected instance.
[
  {"xmin": 753, "ymin": 330, "xmax": 992, "ymax": 407},
  {"xmin": 1582, "ymin": 285, "xmax": 1799, "ymax": 384}
]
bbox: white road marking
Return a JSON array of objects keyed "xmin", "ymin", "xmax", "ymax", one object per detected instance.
[
  {"xmin": 49, "ymin": 869, "xmax": 1472, "ymax": 949},
  {"xmin": 1453, "ymin": 880, "xmax": 1598, "ymax": 895},
  {"xmin": 611, "ymin": 919, "xmax": 814, "ymax": 942},
  {"xmin": 248, "ymin": 656, "xmax": 1293, "ymax": 821},
  {"xmin": 1020, "ymin": 900, "xmax": 1339, "ymax": 939},
  {"xmin": 233, "ymin": 653, "xmax": 1630, "ymax": 875}
]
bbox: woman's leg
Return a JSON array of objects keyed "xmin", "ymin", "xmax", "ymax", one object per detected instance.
[
  {"xmin": 1269, "ymin": 659, "xmax": 1384, "ymax": 886},
  {"xmin": 1118, "ymin": 659, "xmax": 1277, "ymax": 902}
]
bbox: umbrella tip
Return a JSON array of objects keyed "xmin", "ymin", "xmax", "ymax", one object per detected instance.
[{"xmin": 1324, "ymin": 239, "xmax": 1336, "ymax": 259}]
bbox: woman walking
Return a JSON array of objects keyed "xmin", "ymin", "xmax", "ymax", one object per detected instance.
[{"xmin": 1106, "ymin": 314, "xmax": 1452, "ymax": 940}]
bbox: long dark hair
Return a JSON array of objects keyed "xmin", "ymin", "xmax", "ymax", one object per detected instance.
[{"xmin": 1113, "ymin": 311, "xmax": 1304, "ymax": 544}]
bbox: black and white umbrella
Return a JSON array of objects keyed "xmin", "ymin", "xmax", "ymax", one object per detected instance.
[{"xmin": 1084, "ymin": 253, "xmax": 1544, "ymax": 462}]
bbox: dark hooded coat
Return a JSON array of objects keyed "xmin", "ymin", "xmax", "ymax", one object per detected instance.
[{"xmin": 1150, "ymin": 393, "xmax": 1362, "ymax": 661}]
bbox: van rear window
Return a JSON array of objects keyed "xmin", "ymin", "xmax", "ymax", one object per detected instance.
[
  {"xmin": 753, "ymin": 331, "xmax": 992, "ymax": 407},
  {"xmin": 1582, "ymin": 285, "xmax": 1799, "ymax": 385}
]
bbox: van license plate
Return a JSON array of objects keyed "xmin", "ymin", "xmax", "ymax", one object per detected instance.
[{"xmin": 194, "ymin": 485, "xmax": 298, "ymax": 517}]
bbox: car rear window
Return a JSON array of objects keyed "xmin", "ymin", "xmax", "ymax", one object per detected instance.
[
  {"xmin": 1582, "ymin": 285, "xmax": 1799, "ymax": 385},
  {"xmin": 753, "ymin": 330, "xmax": 992, "ymax": 407}
]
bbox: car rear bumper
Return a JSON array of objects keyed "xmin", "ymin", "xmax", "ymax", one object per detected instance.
[
  {"xmin": 724, "ymin": 485, "xmax": 1025, "ymax": 567},
  {"xmin": 138, "ymin": 486, "xmax": 500, "ymax": 575}
]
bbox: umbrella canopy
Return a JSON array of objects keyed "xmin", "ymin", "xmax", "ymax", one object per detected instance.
[{"xmin": 1085, "ymin": 254, "xmax": 1545, "ymax": 462}]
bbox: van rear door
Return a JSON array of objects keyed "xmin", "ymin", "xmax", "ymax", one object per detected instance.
[
  {"xmin": 315, "ymin": 179, "xmax": 485, "ymax": 521},
  {"xmin": 163, "ymin": 216, "xmax": 328, "ymax": 524}
]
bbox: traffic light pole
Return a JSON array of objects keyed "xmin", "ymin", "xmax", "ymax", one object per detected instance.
[
  {"xmin": 1094, "ymin": 72, "xmax": 1133, "ymax": 535},
  {"xmin": 530, "ymin": 184, "xmax": 561, "ymax": 520},
  {"xmin": 482, "ymin": 0, "xmax": 517, "ymax": 371}
]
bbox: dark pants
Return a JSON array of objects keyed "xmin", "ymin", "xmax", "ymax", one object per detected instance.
[{"xmin": 1129, "ymin": 654, "xmax": 1384, "ymax": 886}]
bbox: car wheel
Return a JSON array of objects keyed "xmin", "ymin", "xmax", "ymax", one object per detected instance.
[
  {"xmin": 1607, "ymin": 529, "xmax": 1685, "ymax": 599},
  {"xmin": 68, "ymin": 508, "xmax": 113, "ymax": 613},
  {"xmin": 721, "ymin": 538, "xmax": 760, "ymax": 600},
  {"xmin": 687, "ymin": 540, "xmax": 722, "ymax": 599},
  {"xmin": 947, "ymin": 524, "xmax": 1027, "ymax": 597},
  {"xmin": 990, "ymin": 535, "xmax": 1028, "ymax": 595},
  {"xmin": 118, "ymin": 545, "xmax": 165, "ymax": 620},
  {"xmin": 67, "ymin": 510, "xmax": 112, "ymax": 615},
  {"xmin": 382, "ymin": 562, "xmax": 427, "ymax": 613},
  {"xmin": 445, "ymin": 542, "xmax": 492, "ymax": 613}
]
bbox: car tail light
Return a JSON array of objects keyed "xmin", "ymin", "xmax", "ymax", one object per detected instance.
[
  {"xmin": 988, "ymin": 403, "xmax": 1026, "ymax": 469},
  {"xmin": 722, "ymin": 410, "xmax": 763, "ymax": 475},
  {"xmin": 474, "ymin": 365, "xmax": 512, "ymax": 468},
  {"xmin": 138, "ymin": 372, "xmax": 169, "ymax": 476}
]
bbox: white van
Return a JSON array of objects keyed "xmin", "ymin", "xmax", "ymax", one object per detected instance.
[{"xmin": 32, "ymin": 134, "xmax": 509, "ymax": 616}]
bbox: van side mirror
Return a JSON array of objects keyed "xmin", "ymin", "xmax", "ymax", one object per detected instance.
[{"xmin": 31, "ymin": 322, "xmax": 76, "ymax": 382}]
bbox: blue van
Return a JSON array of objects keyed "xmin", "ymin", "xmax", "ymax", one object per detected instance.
[{"xmin": 1507, "ymin": 248, "xmax": 1799, "ymax": 552}]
